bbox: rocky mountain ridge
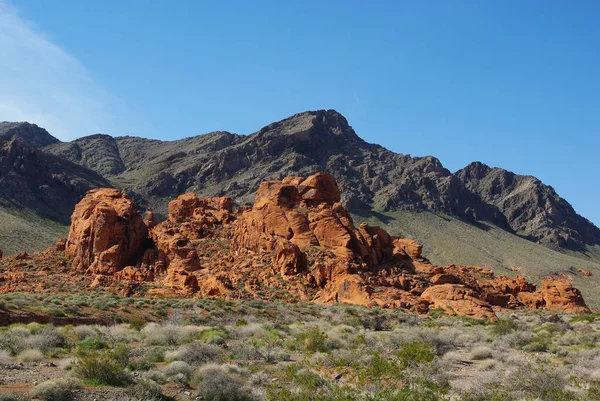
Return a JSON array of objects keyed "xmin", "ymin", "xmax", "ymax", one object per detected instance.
[
  {"xmin": 39, "ymin": 110, "xmax": 599, "ymax": 250},
  {"xmin": 0, "ymin": 135, "xmax": 111, "ymax": 224}
]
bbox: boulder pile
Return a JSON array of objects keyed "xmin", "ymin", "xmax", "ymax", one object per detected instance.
[{"xmin": 54, "ymin": 172, "xmax": 591, "ymax": 319}]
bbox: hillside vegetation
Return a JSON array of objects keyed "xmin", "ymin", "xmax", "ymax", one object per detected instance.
[{"xmin": 0, "ymin": 208, "xmax": 67, "ymax": 255}]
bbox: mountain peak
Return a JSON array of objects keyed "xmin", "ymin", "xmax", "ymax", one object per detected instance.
[
  {"xmin": 0, "ymin": 121, "xmax": 60, "ymax": 148},
  {"xmin": 255, "ymin": 109, "xmax": 361, "ymax": 148}
]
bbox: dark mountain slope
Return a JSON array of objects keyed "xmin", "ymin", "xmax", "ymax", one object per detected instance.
[
  {"xmin": 45, "ymin": 110, "xmax": 509, "ymax": 230},
  {"xmin": 0, "ymin": 138, "xmax": 112, "ymax": 224},
  {"xmin": 455, "ymin": 162, "xmax": 600, "ymax": 248},
  {"xmin": 8, "ymin": 108, "xmax": 594, "ymax": 252},
  {"xmin": 0, "ymin": 122, "xmax": 59, "ymax": 148}
]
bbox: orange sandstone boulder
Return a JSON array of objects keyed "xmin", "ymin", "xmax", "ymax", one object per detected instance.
[
  {"xmin": 64, "ymin": 188, "xmax": 148, "ymax": 275},
  {"xmin": 540, "ymin": 278, "xmax": 590, "ymax": 313},
  {"xmin": 393, "ymin": 238, "xmax": 423, "ymax": 259},
  {"xmin": 114, "ymin": 266, "xmax": 154, "ymax": 282},
  {"xmin": 297, "ymin": 172, "xmax": 341, "ymax": 206},
  {"xmin": 421, "ymin": 284, "xmax": 498, "ymax": 321}
]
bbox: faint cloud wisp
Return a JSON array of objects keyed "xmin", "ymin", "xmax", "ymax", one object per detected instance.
[{"xmin": 0, "ymin": 1, "xmax": 124, "ymax": 140}]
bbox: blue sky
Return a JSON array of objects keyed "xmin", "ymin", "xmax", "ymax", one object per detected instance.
[{"xmin": 1, "ymin": 1, "xmax": 599, "ymax": 226}]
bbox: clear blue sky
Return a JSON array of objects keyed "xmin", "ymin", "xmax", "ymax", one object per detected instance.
[{"xmin": 1, "ymin": 1, "xmax": 599, "ymax": 226}]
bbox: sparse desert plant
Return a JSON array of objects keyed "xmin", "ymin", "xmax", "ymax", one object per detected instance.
[
  {"xmin": 397, "ymin": 340, "xmax": 435, "ymax": 367},
  {"xmin": 72, "ymin": 343, "xmax": 131, "ymax": 386},
  {"xmin": 169, "ymin": 341, "xmax": 221, "ymax": 365},
  {"xmin": 127, "ymin": 379, "xmax": 168, "ymax": 401},
  {"xmin": 163, "ymin": 360, "xmax": 194, "ymax": 383},
  {"xmin": 294, "ymin": 326, "xmax": 328, "ymax": 353},
  {"xmin": 0, "ymin": 349, "xmax": 12, "ymax": 365},
  {"xmin": 29, "ymin": 377, "xmax": 82, "ymax": 401},
  {"xmin": 489, "ymin": 319, "xmax": 518, "ymax": 336},
  {"xmin": 469, "ymin": 346, "xmax": 493, "ymax": 360},
  {"xmin": 17, "ymin": 348, "xmax": 45, "ymax": 362},
  {"xmin": 0, "ymin": 394, "xmax": 24, "ymax": 401},
  {"xmin": 193, "ymin": 363, "xmax": 255, "ymax": 401}
]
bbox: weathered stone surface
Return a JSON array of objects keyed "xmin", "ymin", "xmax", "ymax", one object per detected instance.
[
  {"xmin": 298, "ymin": 172, "xmax": 341, "ymax": 206},
  {"xmin": 55, "ymin": 238, "xmax": 67, "ymax": 252},
  {"xmin": 114, "ymin": 266, "xmax": 154, "ymax": 282},
  {"xmin": 421, "ymin": 284, "xmax": 498, "ymax": 321},
  {"xmin": 540, "ymin": 279, "xmax": 590, "ymax": 313},
  {"xmin": 64, "ymin": 188, "xmax": 148, "ymax": 274},
  {"xmin": 393, "ymin": 238, "xmax": 423, "ymax": 259}
]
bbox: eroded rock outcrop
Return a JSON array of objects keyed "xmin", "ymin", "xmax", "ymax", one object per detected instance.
[
  {"xmin": 64, "ymin": 188, "xmax": 148, "ymax": 274},
  {"xmin": 56, "ymin": 173, "xmax": 592, "ymax": 319},
  {"xmin": 540, "ymin": 279, "xmax": 590, "ymax": 313}
]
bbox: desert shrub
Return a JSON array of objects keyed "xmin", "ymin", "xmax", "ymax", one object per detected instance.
[
  {"xmin": 569, "ymin": 314, "xmax": 598, "ymax": 324},
  {"xmin": 163, "ymin": 360, "xmax": 194, "ymax": 383},
  {"xmin": 26, "ymin": 327, "xmax": 66, "ymax": 354},
  {"xmin": 397, "ymin": 341, "xmax": 435, "ymax": 366},
  {"xmin": 145, "ymin": 346, "xmax": 166, "ymax": 363},
  {"xmin": 0, "ymin": 326, "xmax": 30, "ymax": 355},
  {"xmin": 359, "ymin": 352, "xmax": 404, "ymax": 380},
  {"xmin": 17, "ymin": 348, "xmax": 44, "ymax": 362},
  {"xmin": 506, "ymin": 364, "xmax": 577, "ymax": 401},
  {"xmin": 492, "ymin": 329, "xmax": 533, "ymax": 349},
  {"xmin": 77, "ymin": 336, "xmax": 107, "ymax": 351},
  {"xmin": 127, "ymin": 379, "xmax": 168, "ymax": 401},
  {"xmin": 0, "ymin": 349, "xmax": 12, "ymax": 365},
  {"xmin": 169, "ymin": 341, "xmax": 221, "ymax": 365},
  {"xmin": 294, "ymin": 326, "xmax": 328, "ymax": 353},
  {"xmin": 197, "ymin": 328, "xmax": 229, "ymax": 345},
  {"xmin": 490, "ymin": 319, "xmax": 518, "ymax": 336},
  {"xmin": 127, "ymin": 358, "xmax": 155, "ymax": 371},
  {"xmin": 106, "ymin": 324, "xmax": 141, "ymax": 343},
  {"xmin": 0, "ymin": 394, "xmax": 24, "ymax": 401},
  {"xmin": 469, "ymin": 346, "xmax": 493, "ymax": 361},
  {"xmin": 72, "ymin": 325, "xmax": 99, "ymax": 340},
  {"xmin": 194, "ymin": 364, "xmax": 255, "ymax": 401},
  {"xmin": 142, "ymin": 323, "xmax": 185, "ymax": 346},
  {"xmin": 29, "ymin": 378, "xmax": 81, "ymax": 401},
  {"xmin": 72, "ymin": 343, "xmax": 131, "ymax": 386},
  {"xmin": 142, "ymin": 369, "xmax": 168, "ymax": 385}
]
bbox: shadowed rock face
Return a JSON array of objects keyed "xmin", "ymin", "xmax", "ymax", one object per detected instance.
[
  {"xmin": 41, "ymin": 110, "xmax": 599, "ymax": 250},
  {"xmin": 455, "ymin": 162, "xmax": 600, "ymax": 248},
  {"xmin": 56, "ymin": 173, "xmax": 591, "ymax": 320},
  {"xmin": 0, "ymin": 137, "xmax": 111, "ymax": 224}
]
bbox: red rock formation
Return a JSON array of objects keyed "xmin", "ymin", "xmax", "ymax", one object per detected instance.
[
  {"xmin": 55, "ymin": 238, "xmax": 67, "ymax": 252},
  {"xmin": 0, "ymin": 249, "xmax": 3, "ymax": 259},
  {"xmin": 540, "ymin": 279, "xmax": 590, "ymax": 313},
  {"xmin": 47, "ymin": 173, "xmax": 593, "ymax": 319},
  {"xmin": 421, "ymin": 284, "xmax": 498, "ymax": 321},
  {"xmin": 64, "ymin": 188, "xmax": 148, "ymax": 275},
  {"xmin": 146, "ymin": 194, "xmax": 233, "ymax": 291}
]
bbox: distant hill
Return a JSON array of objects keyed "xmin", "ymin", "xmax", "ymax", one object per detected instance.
[
  {"xmin": 0, "ymin": 126, "xmax": 111, "ymax": 254},
  {"xmin": 43, "ymin": 110, "xmax": 600, "ymax": 252}
]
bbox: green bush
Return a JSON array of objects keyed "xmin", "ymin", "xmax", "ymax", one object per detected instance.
[
  {"xmin": 77, "ymin": 336, "xmax": 107, "ymax": 351},
  {"xmin": 295, "ymin": 327, "xmax": 328, "ymax": 353},
  {"xmin": 397, "ymin": 341, "xmax": 435, "ymax": 367},
  {"xmin": 490, "ymin": 319, "xmax": 518, "ymax": 336},
  {"xmin": 73, "ymin": 343, "xmax": 131, "ymax": 386}
]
